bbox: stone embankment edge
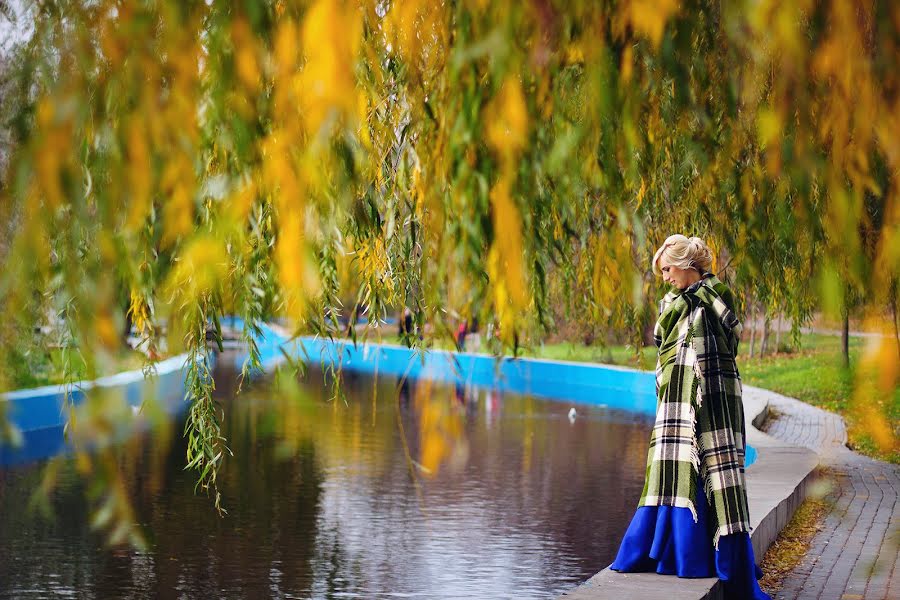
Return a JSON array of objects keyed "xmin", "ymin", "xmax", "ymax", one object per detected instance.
[{"xmin": 557, "ymin": 385, "xmax": 820, "ymax": 600}]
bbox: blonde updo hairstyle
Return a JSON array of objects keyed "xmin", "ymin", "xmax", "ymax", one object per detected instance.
[{"xmin": 652, "ymin": 234, "xmax": 713, "ymax": 275}]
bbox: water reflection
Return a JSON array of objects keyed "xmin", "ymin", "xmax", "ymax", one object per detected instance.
[{"xmin": 0, "ymin": 359, "xmax": 653, "ymax": 599}]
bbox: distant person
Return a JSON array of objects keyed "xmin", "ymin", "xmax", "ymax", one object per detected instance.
[
  {"xmin": 467, "ymin": 316, "xmax": 481, "ymax": 352},
  {"xmin": 397, "ymin": 307, "xmax": 412, "ymax": 339},
  {"xmin": 455, "ymin": 319, "xmax": 467, "ymax": 352},
  {"xmin": 398, "ymin": 307, "xmax": 414, "ymax": 346},
  {"xmin": 610, "ymin": 235, "xmax": 770, "ymax": 600},
  {"xmin": 404, "ymin": 308, "xmax": 413, "ymax": 338}
]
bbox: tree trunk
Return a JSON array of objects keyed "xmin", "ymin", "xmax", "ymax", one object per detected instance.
[
  {"xmin": 122, "ymin": 297, "xmax": 134, "ymax": 348},
  {"xmin": 749, "ymin": 302, "xmax": 757, "ymax": 358},
  {"xmin": 774, "ymin": 313, "xmax": 782, "ymax": 353},
  {"xmin": 841, "ymin": 308, "xmax": 850, "ymax": 368},
  {"xmin": 891, "ymin": 285, "xmax": 900, "ymax": 361},
  {"xmin": 642, "ymin": 319, "xmax": 656, "ymax": 347},
  {"xmin": 760, "ymin": 308, "xmax": 770, "ymax": 356}
]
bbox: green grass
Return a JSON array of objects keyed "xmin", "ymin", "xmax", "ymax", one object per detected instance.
[
  {"xmin": 522, "ymin": 341, "xmax": 656, "ymax": 370},
  {"xmin": 739, "ymin": 334, "xmax": 863, "ymax": 409},
  {"xmin": 739, "ymin": 335, "xmax": 899, "ymax": 464},
  {"xmin": 758, "ymin": 487, "xmax": 831, "ymax": 595},
  {"xmin": 4, "ymin": 346, "xmax": 148, "ymax": 392}
]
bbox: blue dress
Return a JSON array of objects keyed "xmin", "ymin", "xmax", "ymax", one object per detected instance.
[{"xmin": 610, "ymin": 479, "xmax": 771, "ymax": 600}]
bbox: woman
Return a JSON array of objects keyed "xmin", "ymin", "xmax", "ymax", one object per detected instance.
[{"xmin": 610, "ymin": 235, "xmax": 770, "ymax": 600}]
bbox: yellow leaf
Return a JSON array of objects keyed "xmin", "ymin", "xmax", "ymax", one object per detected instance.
[
  {"xmin": 757, "ymin": 107, "xmax": 781, "ymax": 149},
  {"xmin": 621, "ymin": 45, "xmax": 634, "ymax": 83},
  {"xmin": 160, "ymin": 155, "xmax": 196, "ymax": 247},
  {"xmin": 96, "ymin": 312, "xmax": 119, "ymax": 350},
  {"xmin": 276, "ymin": 212, "xmax": 321, "ymax": 321},
  {"xmin": 231, "ymin": 18, "xmax": 261, "ymax": 92},
  {"xmin": 126, "ymin": 118, "xmax": 151, "ymax": 229},
  {"xmin": 627, "ymin": 0, "xmax": 680, "ymax": 48},
  {"xmin": 274, "ymin": 19, "xmax": 298, "ymax": 74},
  {"xmin": 299, "ymin": 0, "xmax": 362, "ymax": 136},
  {"xmin": 165, "ymin": 236, "xmax": 229, "ymax": 303},
  {"xmin": 486, "ymin": 77, "xmax": 529, "ymax": 160},
  {"xmin": 490, "ymin": 179, "xmax": 528, "ymax": 308}
]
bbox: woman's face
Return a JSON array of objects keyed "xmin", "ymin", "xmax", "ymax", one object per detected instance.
[{"xmin": 658, "ymin": 256, "xmax": 696, "ymax": 290}]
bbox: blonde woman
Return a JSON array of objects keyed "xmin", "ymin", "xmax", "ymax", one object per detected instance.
[{"xmin": 610, "ymin": 235, "xmax": 769, "ymax": 600}]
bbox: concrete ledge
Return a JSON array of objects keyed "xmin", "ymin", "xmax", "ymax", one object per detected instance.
[
  {"xmin": 558, "ymin": 384, "xmax": 821, "ymax": 599},
  {"xmin": 561, "ymin": 568, "xmax": 720, "ymax": 600}
]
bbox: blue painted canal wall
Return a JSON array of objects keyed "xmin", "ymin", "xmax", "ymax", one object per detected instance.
[{"xmin": 2, "ymin": 354, "xmax": 188, "ymax": 432}]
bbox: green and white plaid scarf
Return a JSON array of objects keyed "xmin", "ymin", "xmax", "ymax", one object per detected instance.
[{"xmin": 638, "ymin": 274, "xmax": 751, "ymax": 547}]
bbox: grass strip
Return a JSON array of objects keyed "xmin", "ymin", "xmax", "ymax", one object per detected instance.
[{"xmin": 758, "ymin": 473, "xmax": 831, "ymax": 594}]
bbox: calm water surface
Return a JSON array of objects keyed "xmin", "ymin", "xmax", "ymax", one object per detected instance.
[{"xmin": 0, "ymin": 361, "xmax": 653, "ymax": 599}]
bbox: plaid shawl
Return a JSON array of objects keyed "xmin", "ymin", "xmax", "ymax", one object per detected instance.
[{"xmin": 638, "ymin": 274, "xmax": 751, "ymax": 547}]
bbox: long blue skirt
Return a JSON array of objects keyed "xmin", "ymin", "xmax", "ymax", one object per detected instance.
[{"xmin": 610, "ymin": 485, "xmax": 771, "ymax": 600}]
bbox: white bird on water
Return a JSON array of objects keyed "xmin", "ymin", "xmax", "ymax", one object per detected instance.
[{"xmin": 568, "ymin": 407, "xmax": 577, "ymax": 423}]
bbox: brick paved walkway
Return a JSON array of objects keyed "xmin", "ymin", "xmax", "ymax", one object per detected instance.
[{"xmin": 762, "ymin": 394, "xmax": 899, "ymax": 600}]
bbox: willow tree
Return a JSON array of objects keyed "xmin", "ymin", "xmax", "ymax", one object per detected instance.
[{"xmin": 1, "ymin": 0, "xmax": 897, "ymax": 531}]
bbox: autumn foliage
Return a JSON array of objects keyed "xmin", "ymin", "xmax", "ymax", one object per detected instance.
[{"xmin": 0, "ymin": 0, "xmax": 898, "ymax": 511}]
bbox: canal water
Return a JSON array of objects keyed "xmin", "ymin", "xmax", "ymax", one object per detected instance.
[{"xmin": 0, "ymin": 361, "xmax": 654, "ymax": 599}]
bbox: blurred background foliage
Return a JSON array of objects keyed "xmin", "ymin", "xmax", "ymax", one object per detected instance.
[{"xmin": 0, "ymin": 0, "xmax": 897, "ymax": 510}]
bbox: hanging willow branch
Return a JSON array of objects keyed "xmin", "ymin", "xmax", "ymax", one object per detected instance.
[{"xmin": 182, "ymin": 299, "xmax": 229, "ymax": 514}]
